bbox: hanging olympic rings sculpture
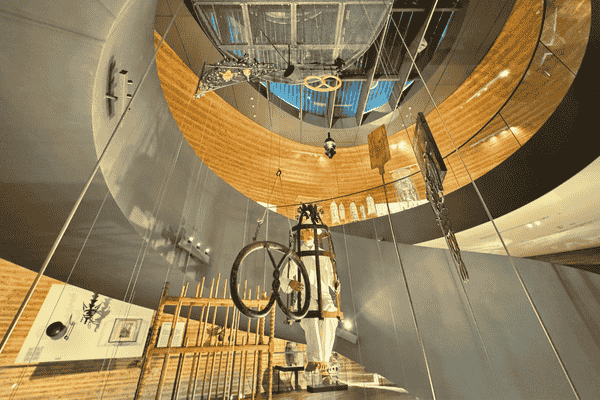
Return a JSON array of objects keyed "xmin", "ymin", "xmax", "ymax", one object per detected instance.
[
  {"xmin": 303, "ymin": 75, "xmax": 342, "ymax": 92},
  {"xmin": 230, "ymin": 241, "xmax": 312, "ymax": 320},
  {"xmin": 230, "ymin": 203, "xmax": 343, "ymax": 321}
]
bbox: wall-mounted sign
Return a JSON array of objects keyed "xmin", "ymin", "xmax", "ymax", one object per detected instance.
[{"xmin": 106, "ymin": 57, "xmax": 133, "ymax": 117}]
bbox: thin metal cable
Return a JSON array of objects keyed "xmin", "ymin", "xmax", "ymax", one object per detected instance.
[
  {"xmin": 98, "ymin": 81, "xmax": 197, "ymax": 394},
  {"xmin": 179, "ymin": 157, "xmax": 206, "ymax": 289},
  {"xmin": 390, "ymin": 3, "xmax": 579, "ymax": 398},
  {"xmin": 9, "ymin": 189, "xmax": 111, "ymax": 400},
  {"xmin": 161, "ymin": 86, "xmax": 215, "ymax": 293},
  {"xmin": 392, "ymin": 28, "xmax": 502, "ymax": 400},
  {"xmin": 98, "ymin": 135, "xmax": 185, "ymax": 399},
  {"xmin": 341, "ymin": 225, "xmax": 365, "ymax": 393},
  {"xmin": 0, "ymin": 0, "xmax": 186, "ymax": 361},
  {"xmin": 371, "ymin": 216, "xmax": 408, "ymax": 389},
  {"xmin": 380, "ymin": 173, "xmax": 436, "ymax": 400}
]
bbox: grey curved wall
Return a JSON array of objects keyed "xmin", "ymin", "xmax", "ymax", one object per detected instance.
[{"xmin": 2, "ymin": 1, "xmax": 600, "ymax": 399}]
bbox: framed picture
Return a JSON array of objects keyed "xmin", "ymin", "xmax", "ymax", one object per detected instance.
[{"xmin": 109, "ymin": 318, "xmax": 142, "ymax": 343}]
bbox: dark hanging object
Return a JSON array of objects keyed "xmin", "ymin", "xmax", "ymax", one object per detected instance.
[{"xmin": 324, "ymin": 132, "xmax": 336, "ymax": 159}]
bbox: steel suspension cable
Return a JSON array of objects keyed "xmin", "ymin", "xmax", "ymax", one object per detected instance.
[
  {"xmin": 381, "ymin": 172, "xmax": 437, "ymax": 400},
  {"xmin": 9, "ymin": 189, "xmax": 112, "ymax": 400},
  {"xmin": 389, "ymin": 2, "xmax": 579, "ymax": 398},
  {"xmin": 0, "ymin": 0, "xmax": 187, "ymax": 359}
]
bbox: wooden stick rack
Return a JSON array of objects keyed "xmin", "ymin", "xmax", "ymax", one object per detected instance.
[{"xmin": 134, "ymin": 274, "xmax": 275, "ymax": 400}]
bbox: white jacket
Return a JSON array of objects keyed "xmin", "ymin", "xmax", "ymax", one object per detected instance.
[{"xmin": 280, "ymin": 243, "xmax": 337, "ymax": 312}]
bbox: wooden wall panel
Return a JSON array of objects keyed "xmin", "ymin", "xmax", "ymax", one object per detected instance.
[{"xmin": 1, "ymin": 259, "xmax": 383, "ymax": 399}]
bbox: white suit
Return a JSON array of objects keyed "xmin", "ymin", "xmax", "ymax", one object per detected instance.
[{"xmin": 281, "ymin": 241, "xmax": 339, "ymax": 364}]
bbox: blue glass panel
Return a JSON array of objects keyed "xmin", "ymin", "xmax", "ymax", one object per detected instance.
[
  {"xmin": 200, "ymin": 5, "xmax": 245, "ymax": 45},
  {"xmin": 303, "ymin": 89, "xmax": 328, "ymax": 117},
  {"xmin": 436, "ymin": 12, "xmax": 453, "ymax": 51},
  {"xmin": 269, "ymin": 83, "xmax": 300, "ymax": 110},
  {"xmin": 334, "ymin": 81, "xmax": 362, "ymax": 118},
  {"xmin": 365, "ymin": 81, "xmax": 394, "ymax": 113}
]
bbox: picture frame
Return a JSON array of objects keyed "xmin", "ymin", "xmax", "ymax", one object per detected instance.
[{"xmin": 109, "ymin": 318, "xmax": 142, "ymax": 343}]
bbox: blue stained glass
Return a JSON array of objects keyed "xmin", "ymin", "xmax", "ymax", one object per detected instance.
[
  {"xmin": 211, "ymin": 15, "xmax": 218, "ymax": 33},
  {"xmin": 269, "ymin": 83, "xmax": 301, "ymax": 110},
  {"xmin": 365, "ymin": 81, "xmax": 394, "ymax": 113},
  {"xmin": 335, "ymin": 81, "xmax": 362, "ymax": 118}
]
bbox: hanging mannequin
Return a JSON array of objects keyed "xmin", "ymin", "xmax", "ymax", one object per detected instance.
[{"xmin": 280, "ymin": 228, "xmax": 339, "ymax": 375}]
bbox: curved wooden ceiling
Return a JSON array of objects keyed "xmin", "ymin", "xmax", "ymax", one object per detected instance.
[{"xmin": 155, "ymin": 0, "xmax": 586, "ymax": 226}]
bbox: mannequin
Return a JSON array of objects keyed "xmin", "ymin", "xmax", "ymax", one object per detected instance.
[{"xmin": 280, "ymin": 229, "xmax": 339, "ymax": 375}]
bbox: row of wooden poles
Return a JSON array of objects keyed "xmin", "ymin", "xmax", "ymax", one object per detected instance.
[{"xmin": 134, "ymin": 273, "xmax": 275, "ymax": 400}]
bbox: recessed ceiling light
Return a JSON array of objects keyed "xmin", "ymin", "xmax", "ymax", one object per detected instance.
[
  {"xmin": 499, "ymin": 69, "xmax": 510, "ymax": 78},
  {"xmin": 534, "ymin": 221, "xmax": 541, "ymax": 226},
  {"xmin": 527, "ymin": 223, "xmax": 533, "ymax": 228},
  {"xmin": 250, "ymin": 97, "xmax": 254, "ymax": 100}
]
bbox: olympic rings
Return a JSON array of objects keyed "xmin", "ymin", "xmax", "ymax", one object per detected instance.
[
  {"xmin": 230, "ymin": 241, "xmax": 311, "ymax": 320},
  {"xmin": 303, "ymin": 75, "xmax": 342, "ymax": 92}
]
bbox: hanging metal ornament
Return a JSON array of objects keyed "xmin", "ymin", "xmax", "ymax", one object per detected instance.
[{"xmin": 230, "ymin": 203, "xmax": 343, "ymax": 322}]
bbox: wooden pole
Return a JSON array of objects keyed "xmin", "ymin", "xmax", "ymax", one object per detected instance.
[
  {"xmin": 224, "ymin": 282, "xmax": 246, "ymax": 398},
  {"xmin": 253, "ymin": 286, "xmax": 263, "ymax": 400},
  {"xmin": 133, "ymin": 282, "xmax": 169, "ymax": 400},
  {"xmin": 217, "ymin": 284, "xmax": 234, "ymax": 400},
  {"xmin": 171, "ymin": 281, "xmax": 201, "ymax": 400},
  {"xmin": 240, "ymin": 295, "xmax": 253, "ymax": 399},
  {"xmin": 186, "ymin": 277, "xmax": 206, "ymax": 399},
  {"xmin": 256, "ymin": 291, "xmax": 267, "ymax": 400},
  {"xmin": 191, "ymin": 277, "xmax": 215, "ymax": 399},
  {"xmin": 207, "ymin": 279, "xmax": 227, "ymax": 400},
  {"xmin": 227, "ymin": 282, "xmax": 245, "ymax": 397},
  {"xmin": 202, "ymin": 273, "xmax": 221, "ymax": 399},
  {"xmin": 156, "ymin": 283, "xmax": 188, "ymax": 400},
  {"xmin": 268, "ymin": 302, "xmax": 275, "ymax": 400}
]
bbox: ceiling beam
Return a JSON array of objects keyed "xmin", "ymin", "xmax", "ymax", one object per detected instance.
[
  {"xmin": 332, "ymin": 3, "xmax": 346, "ymax": 60},
  {"xmin": 392, "ymin": 8, "xmax": 461, "ymax": 12},
  {"xmin": 388, "ymin": 1, "xmax": 438, "ymax": 111},
  {"xmin": 354, "ymin": 22, "xmax": 390, "ymax": 126}
]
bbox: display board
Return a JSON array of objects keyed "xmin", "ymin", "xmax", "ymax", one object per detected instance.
[{"xmin": 15, "ymin": 284, "xmax": 153, "ymax": 363}]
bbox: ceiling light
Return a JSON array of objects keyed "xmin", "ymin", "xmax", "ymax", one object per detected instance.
[
  {"xmin": 527, "ymin": 223, "xmax": 533, "ymax": 228},
  {"xmin": 499, "ymin": 69, "xmax": 510, "ymax": 78},
  {"xmin": 205, "ymin": 248, "xmax": 210, "ymax": 255},
  {"xmin": 187, "ymin": 237, "xmax": 194, "ymax": 243},
  {"xmin": 324, "ymin": 132, "xmax": 336, "ymax": 159},
  {"xmin": 343, "ymin": 320, "xmax": 353, "ymax": 330},
  {"xmin": 535, "ymin": 221, "xmax": 541, "ymax": 226}
]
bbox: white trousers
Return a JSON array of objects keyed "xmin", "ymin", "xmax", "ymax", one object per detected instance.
[{"xmin": 300, "ymin": 317, "xmax": 338, "ymax": 363}]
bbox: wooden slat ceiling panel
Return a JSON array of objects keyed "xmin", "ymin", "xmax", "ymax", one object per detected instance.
[{"xmin": 154, "ymin": 0, "xmax": 578, "ymax": 226}]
